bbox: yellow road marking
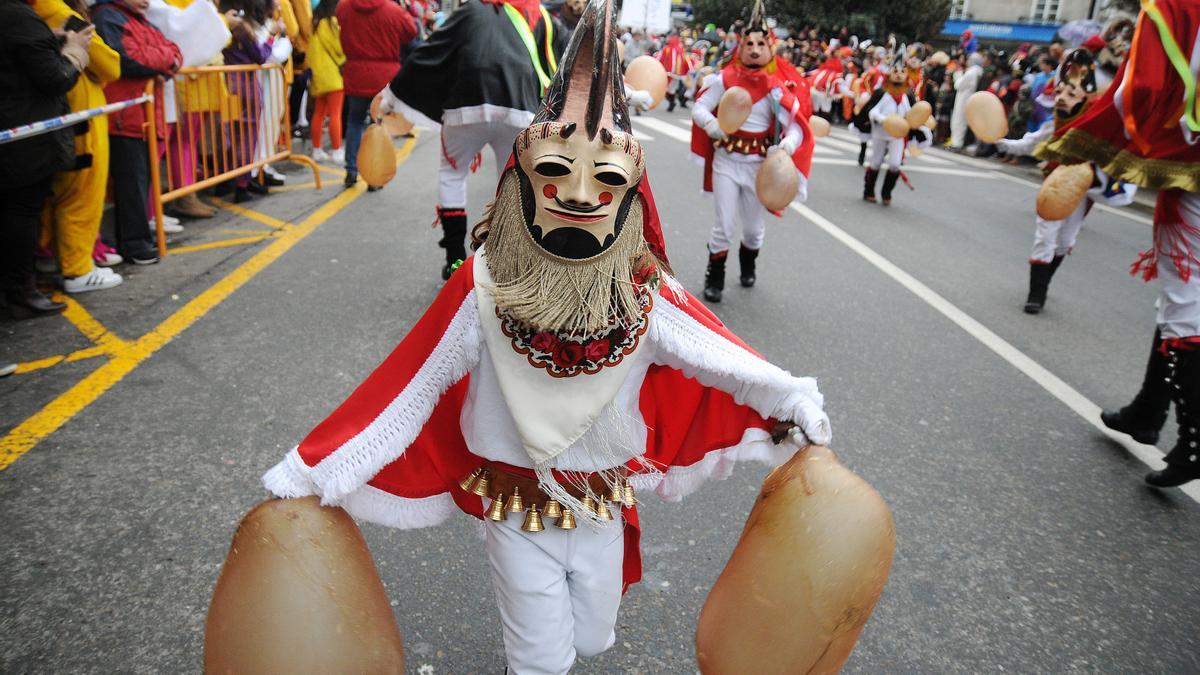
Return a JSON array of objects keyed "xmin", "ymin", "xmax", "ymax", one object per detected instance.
[
  {"xmin": 171, "ymin": 234, "xmax": 272, "ymax": 255},
  {"xmin": 15, "ymin": 346, "xmax": 108, "ymax": 375},
  {"xmin": 208, "ymin": 198, "xmax": 293, "ymax": 230},
  {"xmin": 273, "ymin": 181, "xmax": 319, "ymax": 193},
  {"xmin": 0, "ymin": 134, "xmax": 419, "ymax": 470},
  {"xmin": 57, "ymin": 295, "xmax": 127, "ymax": 351}
]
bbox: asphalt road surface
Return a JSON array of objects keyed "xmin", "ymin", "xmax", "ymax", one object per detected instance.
[{"xmin": 2, "ymin": 105, "xmax": 1198, "ymax": 674}]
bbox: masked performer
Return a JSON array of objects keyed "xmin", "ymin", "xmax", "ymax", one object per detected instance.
[
  {"xmin": 658, "ymin": 34, "xmax": 697, "ymax": 112},
  {"xmin": 1036, "ymin": 0, "xmax": 1200, "ymax": 488},
  {"xmin": 378, "ymin": 0, "xmax": 568, "ymax": 280},
  {"xmin": 690, "ymin": 1, "xmax": 814, "ymax": 303},
  {"xmin": 998, "ymin": 49, "xmax": 1136, "ymax": 315},
  {"xmin": 808, "ymin": 50, "xmax": 845, "ymax": 121},
  {"xmin": 263, "ymin": 1, "xmax": 831, "ymax": 671},
  {"xmin": 852, "ymin": 47, "xmax": 933, "ymax": 206}
]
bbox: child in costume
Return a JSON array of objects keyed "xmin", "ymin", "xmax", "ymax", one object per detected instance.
[
  {"xmin": 689, "ymin": 0, "xmax": 814, "ymax": 303},
  {"xmin": 997, "ymin": 49, "xmax": 1136, "ymax": 315},
  {"xmin": 851, "ymin": 46, "xmax": 933, "ymax": 206},
  {"xmin": 1037, "ymin": 0, "xmax": 1200, "ymax": 488},
  {"xmin": 263, "ymin": 1, "xmax": 830, "ymax": 671},
  {"xmin": 378, "ymin": 0, "xmax": 568, "ymax": 280}
]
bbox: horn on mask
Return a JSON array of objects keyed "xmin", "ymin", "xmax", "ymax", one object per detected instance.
[{"xmin": 536, "ymin": 0, "xmax": 629, "ymax": 139}]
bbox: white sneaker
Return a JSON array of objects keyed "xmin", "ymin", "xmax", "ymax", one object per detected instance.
[
  {"xmin": 330, "ymin": 147, "xmax": 345, "ymax": 164},
  {"xmin": 150, "ymin": 216, "xmax": 184, "ymax": 234},
  {"xmin": 311, "ymin": 147, "xmax": 330, "ymax": 162},
  {"xmin": 63, "ymin": 267, "xmax": 123, "ymax": 293},
  {"xmin": 264, "ymin": 164, "xmax": 286, "ymax": 183}
]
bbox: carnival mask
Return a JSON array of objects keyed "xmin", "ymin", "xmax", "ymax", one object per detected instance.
[
  {"xmin": 515, "ymin": 121, "xmax": 645, "ymax": 260},
  {"xmin": 1053, "ymin": 50, "xmax": 1096, "ymax": 123},
  {"xmin": 740, "ymin": 31, "xmax": 772, "ymax": 68}
]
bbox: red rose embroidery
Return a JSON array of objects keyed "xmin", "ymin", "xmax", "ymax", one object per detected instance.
[
  {"xmin": 584, "ymin": 338, "xmax": 611, "ymax": 361},
  {"xmin": 530, "ymin": 332, "xmax": 560, "ymax": 353},
  {"xmin": 552, "ymin": 341, "xmax": 585, "ymax": 368},
  {"xmin": 608, "ymin": 328, "xmax": 628, "ymax": 345}
]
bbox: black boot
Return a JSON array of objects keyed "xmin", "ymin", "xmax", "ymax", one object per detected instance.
[
  {"xmin": 1101, "ymin": 328, "xmax": 1170, "ymax": 444},
  {"xmin": 1024, "ymin": 262, "xmax": 1053, "ymax": 314},
  {"xmin": 666, "ymin": 94, "xmax": 676, "ymax": 112},
  {"xmin": 1147, "ymin": 346, "xmax": 1200, "ymax": 488},
  {"xmin": 703, "ymin": 249, "xmax": 727, "ymax": 302},
  {"xmin": 863, "ymin": 168, "xmax": 879, "ymax": 202},
  {"xmin": 438, "ymin": 207, "xmax": 468, "ymax": 280},
  {"xmin": 881, "ymin": 170, "xmax": 900, "ymax": 205},
  {"xmin": 857, "ymin": 142, "xmax": 867, "ymax": 166},
  {"xmin": 738, "ymin": 244, "xmax": 758, "ymax": 288}
]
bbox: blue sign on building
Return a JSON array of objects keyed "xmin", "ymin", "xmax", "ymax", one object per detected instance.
[{"xmin": 941, "ymin": 19, "xmax": 1061, "ymax": 43}]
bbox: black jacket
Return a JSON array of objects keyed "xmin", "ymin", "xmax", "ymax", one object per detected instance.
[
  {"xmin": 0, "ymin": 0, "xmax": 81, "ymax": 187},
  {"xmin": 389, "ymin": 0, "xmax": 567, "ymax": 125}
]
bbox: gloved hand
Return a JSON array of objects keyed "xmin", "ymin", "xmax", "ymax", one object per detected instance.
[
  {"xmin": 774, "ymin": 378, "xmax": 832, "ymax": 447},
  {"xmin": 995, "ymin": 138, "xmax": 1014, "ymax": 154},
  {"xmin": 376, "ymin": 87, "xmax": 399, "ymax": 117},
  {"xmin": 627, "ymin": 88, "xmax": 653, "ymax": 112},
  {"xmin": 704, "ymin": 118, "xmax": 727, "ymax": 141},
  {"xmin": 777, "ymin": 135, "xmax": 798, "ymax": 156}
]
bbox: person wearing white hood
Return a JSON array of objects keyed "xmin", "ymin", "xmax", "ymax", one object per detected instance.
[{"xmin": 948, "ymin": 52, "xmax": 982, "ymax": 149}]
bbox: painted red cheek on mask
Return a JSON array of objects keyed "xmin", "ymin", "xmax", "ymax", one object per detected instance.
[
  {"xmin": 599, "ymin": 192, "xmax": 613, "ymax": 205},
  {"xmin": 543, "ymin": 184, "xmax": 558, "ymax": 199}
]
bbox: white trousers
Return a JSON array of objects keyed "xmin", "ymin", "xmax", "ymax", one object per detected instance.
[
  {"xmin": 1030, "ymin": 199, "xmax": 1087, "ymax": 263},
  {"xmin": 708, "ymin": 153, "xmax": 767, "ymax": 254},
  {"xmin": 867, "ymin": 135, "xmax": 904, "ymax": 171},
  {"xmin": 1157, "ymin": 192, "xmax": 1200, "ymax": 339},
  {"xmin": 439, "ymin": 122, "xmax": 524, "ymax": 209},
  {"xmin": 485, "ymin": 509, "xmax": 626, "ymax": 675}
]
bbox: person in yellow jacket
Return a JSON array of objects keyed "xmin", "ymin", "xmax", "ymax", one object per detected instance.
[
  {"xmin": 306, "ymin": 0, "xmax": 344, "ymax": 163},
  {"xmin": 33, "ymin": 0, "xmax": 125, "ymax": 293}
]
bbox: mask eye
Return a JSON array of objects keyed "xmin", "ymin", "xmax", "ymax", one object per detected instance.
[
  {"xmin": 535, "ymin": 162, "xmax": 571, "ymax": 178},
  {"xmin": 594, "ymin": 171, "xmax": 627, "ymax": 187}
]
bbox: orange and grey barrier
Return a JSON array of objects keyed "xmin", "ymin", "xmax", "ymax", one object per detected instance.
[{"xmin": 145, "ymin": 63, "xmax": 322, "ymax": 255}]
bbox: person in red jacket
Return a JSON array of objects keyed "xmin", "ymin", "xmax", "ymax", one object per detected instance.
[
  {"xmin": 335, "ymin": 0, "xmax": 416, "ymax": 188},
  {"xmin": 92, "ymin": 0, "xmax": 181, "ymax": 265}
]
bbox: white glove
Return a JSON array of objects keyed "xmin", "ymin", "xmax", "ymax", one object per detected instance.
[
  {"xmin": 627, "ymin": 88, "xmax": 653, "ymax": 112},
  {"xmin": 376, "ymin": 87, "xmax": 399, "ymax": 116},
  {"xmin": 704, "ymin": 118, "xmax": 727, "ymax": 141},
  {"xmin": 790, "ymin": 399, "xmax": 832, "ymax": 447},
  {"xmin": 995, "ymin": 138, "xmax": 1014, "ymax": 153},
  {"xmin": 777, "ymin": 136, "xmax": 798, "ymax": 156}
]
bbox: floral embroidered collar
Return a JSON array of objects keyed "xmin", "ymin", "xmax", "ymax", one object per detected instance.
[{"xmin": 497, "ymin": 284, "xmax": 653, "ymax": 378}]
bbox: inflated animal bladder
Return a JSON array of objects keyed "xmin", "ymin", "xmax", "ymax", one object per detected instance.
[
  {"xmin": 882, "ymin": 114, "xmax": 909, "ymax": 138},
  {"xmin": 717, "ymin": 86, "xmax": 753, "ymax": 134},
  {"xmin": 205, "ymin": 497, "xmax": 405, "ymax": 674},
  {"xmin": 625, "ymin": 55, "xmax": 668, "ymax": 109},
  {"xmin": 965, "ymin": 91, "xmax": 1008, "ymax": 143},
  {"xmin": 370, "ymin": 94, "xmax": 414, "ymax": 137},
  {"xmin": 755, "ymin": 148, "xmax": 799, "ymax": 211},
  {"xmin": 1037, "ymin": 163, "xmax": 1094, "ymax": 221},
  {"xmin": 808, "ymin": 115, "xmax": 832, "ymax": 138},
  {"xmin": 905, "ymin": 100, "xmax": 932, "ymax": 128},
  {"xmin": 696, "ymin": 446, "xmax": 895, "ymax": 675},
  {"xmin": 357, "ymin": 123, "xmax": 397, "ymax": 187}
]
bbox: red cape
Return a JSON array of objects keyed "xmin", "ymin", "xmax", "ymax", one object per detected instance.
[
  {"xmin": 689, "ymin": 60, "xmax": 815, "ymax": 205},
  {"xmin": 266, "ymin": 257, "xmax": 785, "ymax": 592}
]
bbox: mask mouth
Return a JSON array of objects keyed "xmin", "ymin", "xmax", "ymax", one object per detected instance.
[{"xmin": 529, "ymin": 224, "xmax": 612, "ymax": 259}]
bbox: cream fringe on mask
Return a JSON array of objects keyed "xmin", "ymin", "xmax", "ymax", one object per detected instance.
[{"xmin": 481, "ymin": 169, "xmax": 650, "ymax": 336}]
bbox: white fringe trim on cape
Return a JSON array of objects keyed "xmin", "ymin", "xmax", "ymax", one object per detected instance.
[
  {"xmin": 267, "ymin": 291, "xmax": 482, "ymax": 503},
  {"xmin": 263, "ymin": 447, "xmax": 461, "ymax": 530},
  {"xmin": 629, "ymin": 427, "xmax": 799, "ymax": 502}
]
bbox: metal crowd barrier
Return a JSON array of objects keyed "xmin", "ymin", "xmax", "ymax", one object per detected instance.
[{"xmin": 146, "ymin": 63, "xmax": 322, "ymax": 255}]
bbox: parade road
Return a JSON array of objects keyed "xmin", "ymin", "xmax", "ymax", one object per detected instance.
[{"xmin": 2, "ymin": 106, "xmax": 1197, "ymax": 673}]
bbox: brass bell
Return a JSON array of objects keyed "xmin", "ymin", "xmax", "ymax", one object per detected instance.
[
  {"xmin": 556, "ymin": 508, "xmax": 577, "ymax": 530},
  {"xmin": 582, "ymin": 496, "xmax": 599, "ymax": 514},
  {"xmin": 607, "ymin": 481, "xmax": 624, "ymax": 503},
  {"xmin": 506, "ymin": 487, "xmax": 525, "ymax": 513},
  {"xmin": 623, "ymin": 483, "xmax": 637, "ymax": 507},
  {"xmin": 486, "ymin": 496, "xmax": 508, "ymax": 522},
  {"xmin": 458, "ymin": 468, "xmax": 481, "ymax": 492},
  {"xmin": 594, "ymin": 499, "xmax": 614, "ymax": 521},
  {"xmin": 521, "ymin": 506, "xmax": 545, "ymax": 532},
  {"xmin": 470, "ymin": 471, "xmax": 491, "ymax": 497},
  {"xmin": 543, "ymin": 499, "xmax": 563, "ymax": 519}
]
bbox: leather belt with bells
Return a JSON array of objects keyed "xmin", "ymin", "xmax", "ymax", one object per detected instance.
[
  {"xmin": 457, "ymin": 464, "xmax": 637, "ymax": 532},
  {"xmin": 717, "ymin": 132, "xmax": 771, "ymax": 157}
]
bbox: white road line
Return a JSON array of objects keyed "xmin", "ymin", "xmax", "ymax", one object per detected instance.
[
  {"xmin": 675, "ymin": 118, "xmax": 692, "ymax": 128},
  {"xmin": 789, "ymin": 202, "xmax": 1200, "ymax": 503},
  {"xmin": 909, "ymin": 152, "xmax": 954, "ymax": 166},
  {"xmin": 812, "ymin": 158, "xmax": 993, "ymax": 177},
  {"xmin": 818, "ymin": 136, "xmax": 865, "ymax": 153},
  {"xmin": 633, "ymin": 129, "xmax": 656, "ymax": 142},
  {"xmin": 633, "ymin": 117, "xmax": 693, "ymax": 143},
  {"xmin": 812, "ymin": 145, "xmax": 840, "ymax": 156}
]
